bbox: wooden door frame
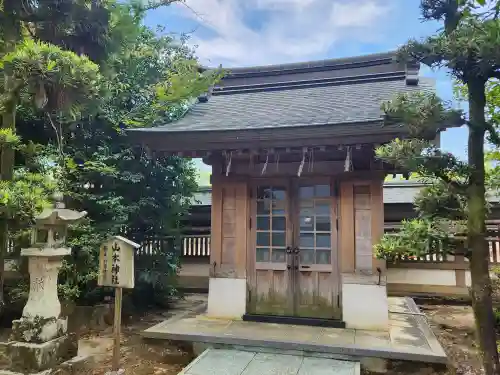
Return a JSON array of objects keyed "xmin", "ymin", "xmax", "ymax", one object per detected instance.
[
  {"xmin": 246, "ymin": 177, "xmax": 294, "ymax": 315},
  {"xmin": 246, "ymin": 176, "xmax": 342, "ymax": 317},
  {"xmin": 290, "ymin": 177, "xmax": 341, "ymax": 316},
  {"xmin": 290, "ymin": 176, "xmax": 339, "ymax": 269}
]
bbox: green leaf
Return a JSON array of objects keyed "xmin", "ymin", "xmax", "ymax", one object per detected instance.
[{"xmin": 46, "ymin": 60, "xmax": 56, "ymax": 71}]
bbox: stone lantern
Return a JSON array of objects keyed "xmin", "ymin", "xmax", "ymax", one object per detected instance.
[{"xmin": 6, "ymin": 193, "xmax": 87, "ymax": 374}]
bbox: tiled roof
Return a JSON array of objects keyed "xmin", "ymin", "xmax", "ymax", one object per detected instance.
[
  {"xmin": 143, "ymin": 77, "xmax": 433, "ymax": 133},
  {"xmin": 192, "ymin": 188, "xmax": 212, "ymax": 206},
  {"xmin": 130, "ymin": 52, "xmax": 432, "ymax": 134},
  {"xmin": 383, "ymin": 181, "xmax": 428, "ymax": 204},
  {"xmin": 191, "ymin": 182, "xmax": 500, "ymax": 207}
]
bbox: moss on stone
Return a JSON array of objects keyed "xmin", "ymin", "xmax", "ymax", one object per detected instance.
[
  {"xmin": 7, "ymin": 333, "xmax": 77, "ymax": 373},
  {"xmin": 11, "ymin": 316, "xmax": 59, "ymax": 343}
]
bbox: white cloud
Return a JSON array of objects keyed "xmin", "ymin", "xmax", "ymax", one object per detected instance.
[
  {"xmin": 253, "ymin": 0, "xmax": 318, "ymax": 11},
  {"xmin": 172, "ymin": 0, "xmax": 392, "ymax": 67}
]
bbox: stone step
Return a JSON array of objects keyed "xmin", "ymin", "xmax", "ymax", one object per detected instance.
[{"xmin": 179, "ymin": 348, "xmax": 360, "ymax": 375}]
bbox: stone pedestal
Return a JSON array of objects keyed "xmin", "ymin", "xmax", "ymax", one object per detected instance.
[
  {"xmin": 7, "ymin": 334, "xmax": 77, "ymax": 373},
  {"xmin": 207, "ymin": 278, "xmax": 246, "ymax": 319},
  {"xmin": 341, "ymin": 273, "xmax": 389, "ymax": 331},
  {"xmin": 5, "ymin": 248, "xmax": 78, "ymax": 374}
]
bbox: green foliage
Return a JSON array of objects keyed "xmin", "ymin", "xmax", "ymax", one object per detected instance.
[
  {"xmin": 376, "ymin": 135, "xmax": 470, "ymax": 192},
  {"xmin": 0, "ymin": 0, "xmax": 218, "ymax": 308},
  {"xmin": 57, "ymin": 220, "xmax": 107, "ymax": 301},
  {"xmin": 103, "ymin": 27, "xmax": 220, "ymax": 129},
  {"xmin": 0, "ymin": 0, "xmax": 115, "ymax": 62},
  {"xmin": 374, "ymin": 218, "xmax": 461, "ymax": 260},
  {"xmin": 382, "ymin": 92, "xmax": 463, "ymax": 137},
  {"xmin": 399, "ymin": 16, "xmax": 500, "ymax": 81},
  {"xmin": 374, "ymin": 93, "xmax": 473, "ymax": 260},
  {"xmin": 380, "ymin": 1, "xmax": 500, "ymax": 371},
  {"xmin": 0, "ymin": 170, "xmax": 55, "ymax": 225},
  {"xmin": 0, "ymin": 39, "xmax": 103, "ymax": 120},
  {"xmin": 0, "ymin": 128, "xmax": 19, "ymax": 147},
  {"xmin": 374, "ymin": 0, "xmax": 500, "ymax": 262},
  {"xmin": 414, "ymin": 180, "xmax": 468, "ymax": 219},
  {"xmin": 0, "ymin": 129, "xmax": 55, "ymax": 230}
]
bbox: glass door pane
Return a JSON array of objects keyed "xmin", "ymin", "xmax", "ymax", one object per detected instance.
[
  {"xmin": 293, "ymin": 182, "xmax": 339, "ymax": 319},
  {"xmin": 256, "ymin": 186, "xmax": 288, "ymax": 263},
  {"xmin": 297, "ymin": 184, "xmax": 332, "ymax": 265},
  {"xmin": 249, "ymin": 182, "xmax": 293, "ymax": 317}
]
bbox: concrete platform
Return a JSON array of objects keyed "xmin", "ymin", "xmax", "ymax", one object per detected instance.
[
  {"xmin": 142, "ymin": 297, "xmax": 447, "ymax": 365},
  {"xmin": 179, "ymin": 348, "xmax": 360, "ymax": 375}
]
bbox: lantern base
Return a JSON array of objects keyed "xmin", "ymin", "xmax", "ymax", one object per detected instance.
[
  {"xmin": 5, "ymin": 333, "xmax": 77, "ymax": 373},
  {"xmin": 11, "ymin": 317, "xmax": 68, "ymax": 343}
]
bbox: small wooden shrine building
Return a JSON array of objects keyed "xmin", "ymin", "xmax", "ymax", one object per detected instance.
[{"xmin": 129, "ymin": 52, "xmax": 433, "ymax": 330}]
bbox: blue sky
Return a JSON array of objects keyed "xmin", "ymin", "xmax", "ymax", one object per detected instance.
[{"xmin": 145, "ymin": 0, "xmax": 469, "ymax": 180}]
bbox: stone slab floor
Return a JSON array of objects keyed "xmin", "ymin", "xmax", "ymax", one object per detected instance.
[
  {"xmin": 142, "ymin": 297, "xmax": 447, "ymax": 365},
  {"xmin": 179, "ymin": 349, "xmax": 360, "ymax": 375}
]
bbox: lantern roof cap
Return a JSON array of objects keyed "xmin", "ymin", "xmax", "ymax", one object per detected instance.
[
  {"xmin": 36, "ymin": 208, "xmax": 87, "ymax": 224},
  {"xmin": 35, "ymin": 192, "xmax": 87, "ymax": 224}
]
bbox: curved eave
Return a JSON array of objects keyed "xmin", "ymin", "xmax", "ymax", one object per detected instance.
[
  {"xmin": 36, "ymin": 208, "xmax": 88, "ymax": 224},
  {"xmin": 127, "ymin": 120, "xmax": 412, "ymax": 154}
]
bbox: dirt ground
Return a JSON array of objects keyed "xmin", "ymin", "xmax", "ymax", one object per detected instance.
[
  {"xmin": 78, "ymin": 294, "xmax": 205, "ymax": 375},
  {"xmin": 79, "ymin": 320, "xmax": 193, "ymax": 375},
  {"xmin": 417, "ymin": 304, "xmax": 483, "ymax": 375}
]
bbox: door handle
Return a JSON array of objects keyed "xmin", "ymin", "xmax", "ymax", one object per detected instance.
[
  {"xmin": 292, "ymin": 247, "xmax": 300, "ymax": 270},
  {"xmin": 300, "ymin": 265, "xmax": 310, "ymax": 269},
  {"xmin": 286, "ymin": 247, "xmax": 293, "ymax": 271}
]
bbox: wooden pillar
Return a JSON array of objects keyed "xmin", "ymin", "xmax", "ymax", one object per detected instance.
[
  {"xmin": 210, "ymin": 180, "xmax": 223, "ymax": 277},
  {"xmin": 455, "ymin": 255, "xmax": 467, "ymax": 287},
  {"xmin": 234, "ymin": 182, "xmax": 248, "ymax": 279},
  {"xmin": 210, "ymin": 174, "xmax": 248, "ymax": 279},
  {"xmin": 353, "ymin": 184, "xmax": 372, "ymax": 271},
  {"xmin": 371, "ymin": 178, "xmax": 385, "ymax": 272},
  {"xmin": 339, "ymin": 181, "xmax": 355, "ymax": 273},
  {"xmin": 339, "ymin": 177, "xmax": 385, "ymax": 274}
]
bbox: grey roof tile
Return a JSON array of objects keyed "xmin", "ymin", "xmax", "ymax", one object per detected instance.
[
  {"xmin": 142, "ymin": 77, "xmax": 434, "ymax": 133},
  {"xmin": 191, "ymin": 181, "xmax": 500, "ymax": 207},
  {"xmin": 192, "ymin": 190, "xmax": 212, "ymax": 206}
]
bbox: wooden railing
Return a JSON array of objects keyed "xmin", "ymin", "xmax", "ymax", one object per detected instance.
[
  {"xmin": 133, "ymin": 234, "xmax": 211, "ymax": 258},
  {"xmin": 4, "ymin": 231, "xmax": 499, "ymax": 264},
  {"xmin": 388, "ymin": 235, "xmax": 500, "ymax": 266},
  {"xmin": 488, "ymin": 236, "xmax": 500, "ymax": 264},
  {"xmin": 7, "ymin": 239, "xmax": 14, "ymax": 256},
  {"xmin": 181, "ymin": 235, "xmax": 210, "ymax": 257},
  {"xmin": 6, "ymin": 234, "xmax": 211, "ymax": 258},
  {"xmin": 133, "ymin": 235, "xmax": 211, "ymax": 257}
]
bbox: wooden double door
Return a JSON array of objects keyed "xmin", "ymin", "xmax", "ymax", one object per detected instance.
[{"xmin": 247, "ymin": 178, "xmax": 341, "ymax": 319}]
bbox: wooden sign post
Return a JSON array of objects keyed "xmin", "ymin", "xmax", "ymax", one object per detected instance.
[
  {"xmin": 112, "ymin": 286, "xmax": 123, "ymax": 372},
  {"xmin": 98, "ymin": 236, "xmax": 140, "ymax": 373}
]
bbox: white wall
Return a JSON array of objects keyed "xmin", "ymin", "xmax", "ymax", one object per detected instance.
[
  {"xmin": 387, "ymin": 269, "xmax": 456, "ymax": 286},
  {"xmin": 387, "ymin": 268, "xmax": 494, "ymax": 290},
  {"xmin": 465, "ymin": 270, "xmax": 497, "ymax": 287},
  {"xmin": 207, "ymin": 278, "xmax": 246, "ymax": 319},
  {"xmin": 342, "ymin": 283, "xmax": 389, "ymax": 330}
]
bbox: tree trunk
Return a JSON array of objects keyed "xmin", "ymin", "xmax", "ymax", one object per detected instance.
[
  {"xmin": 467, "ymin": 80, "xmax": 500, "ymax": 375},
  {"xmin": 0, "ymin": 101, "xmax": 17, "ymax": 316}
]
